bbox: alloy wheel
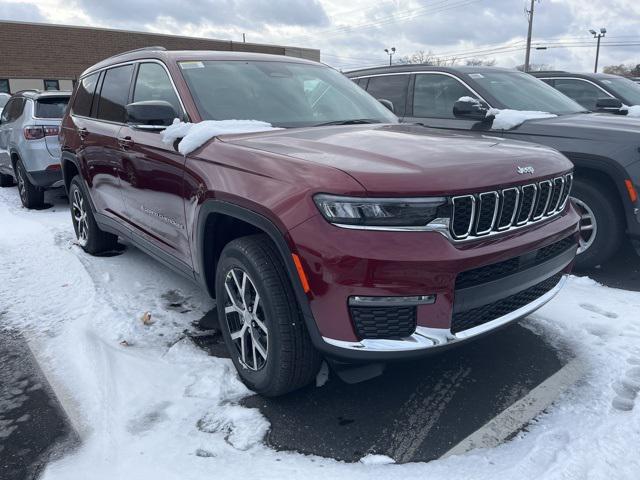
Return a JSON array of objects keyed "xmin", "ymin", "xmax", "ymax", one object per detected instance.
[
  {"xmin": 72, "ymin": 188, "xmax": 89, "ymax": 246},
  {"xmin": 223, "ymin": 268, "xmax": 268, "ymax": 371},
  {"xmin": 572, "ymin": 197, "xmax": 597, "ymax": 254}
]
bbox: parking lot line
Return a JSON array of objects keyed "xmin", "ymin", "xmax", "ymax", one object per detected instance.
[{"xmin": 442, "ymin": 358, "xmax": 586, "ymax": 458}]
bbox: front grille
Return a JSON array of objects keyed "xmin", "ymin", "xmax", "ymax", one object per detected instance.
[
  {"xmin": 455, "ymin": 235, "xmax": 576, "ymax": 290},
  {"xmin": 451, "ymin": 273, "xmax": 563, "ymax": 334},
  {"xmin": 450, "ymin": 173, "xmax": 572, "ymax": 240},
  {"xmin": 350, "ymin": 306, "xmax": 417, "ymax": 340}
]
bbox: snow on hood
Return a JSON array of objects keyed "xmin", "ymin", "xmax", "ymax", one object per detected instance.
[
  {"xmin": 161, "ymin": 119, "xmax": 281, "ymax": 155},
  {"xmin": 622, "ymin": 105, "xmax": 640, "ymax": 118},
  {"xmin": 456, "ymin": 97, "xmax": 557, "ymax": 130},
  {"xmin": 487, "ymin": 108, "xmax": 557, "ymax": 130}
]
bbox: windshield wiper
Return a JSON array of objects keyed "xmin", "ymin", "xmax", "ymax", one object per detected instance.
[{"xmin": 314, "ymin": 119, "xmax": 381, "ymax": 126}]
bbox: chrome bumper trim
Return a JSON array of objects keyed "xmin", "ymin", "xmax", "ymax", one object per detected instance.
[{"xmin": 322, "ymin": 274, "xmax": 568, "ymax": 353}]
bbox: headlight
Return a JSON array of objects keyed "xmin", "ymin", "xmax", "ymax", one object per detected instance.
[{"xmin": 314, "ymin": 194, "xmax": 449, "ymax": 229}]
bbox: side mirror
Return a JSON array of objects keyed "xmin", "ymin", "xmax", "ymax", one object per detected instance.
[
  {"xmin": 453, "ymin": 98, "xmax": 493, "ymax": 122},
  {"xmin": 125, "ymin": 100, "xmax": 177, "ymax": 129},
  {"xmin": 595, "ymin": 97, "xmax": 623, "ymax": 112},
  {"xmin": 378, "ymin": 98, "xmax": 395, "ymax": 113}
]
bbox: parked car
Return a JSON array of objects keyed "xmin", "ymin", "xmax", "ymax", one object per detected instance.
[
  {"xmin": 0, "ymin": 90, "xmax": 71, "ymax": 208},
  {"xmin": 60, "ymin": 48, "xmax": 579, "ymax": 396},
  {"xmin": 531, "ymin": 71, "xmax": 640, "ymax": 112},
  {"xmin": 347, "ymin": 65, "xmax": 640, "ymax": 268},
  {"xmin": 0, "ymin": 92, "xmax": 10, "ymax": 115}
]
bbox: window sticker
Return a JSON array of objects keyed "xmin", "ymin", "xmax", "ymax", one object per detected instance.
[
  {"xmin": 179, "ymin": 61, "xmax": 205, "ymax": 70},
  {"xmin": 469, "ymin": 73, "xmax": 484, "ymax": 79}
]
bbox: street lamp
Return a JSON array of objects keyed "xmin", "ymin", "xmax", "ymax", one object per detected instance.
[
  {"xmin": 589, "ymin": 27, "xmax": 607, "ymax": 73},
  {"xmin": 384, "ymin": 47, "xmax": 396, "ymax": 66}
]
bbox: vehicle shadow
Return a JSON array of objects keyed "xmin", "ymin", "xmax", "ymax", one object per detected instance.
[
  {"xmin": 241, "ymin": 322, "xmax": 567, "ymax": 464},
  {"xmin": 575, "ymin": 240, "xmax": 640, "ymax": 292}
]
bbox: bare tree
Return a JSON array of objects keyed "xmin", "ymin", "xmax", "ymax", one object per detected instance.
[
  {"xmin": 516, "ymin": 63, "xmax": 553, "ymax": 72},
  {"xmin": 396, "ymin": 50, "xmax": 458, "ymax": 66},
  {"xmin": 603, "ymin": 64, "xmax": 640, "ymax": 77},
  {"xmin": 465, "ymin": 58, "xmax": 497, "ymax": 67}
]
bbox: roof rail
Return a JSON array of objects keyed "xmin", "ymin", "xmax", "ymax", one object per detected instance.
[
  {"xmin": 14, "ymin": 89, "xmax": 40, "ymax": 95},
  {"xmin": 103, "ymin": 46, "xmax": 167, "ymax": 62}
]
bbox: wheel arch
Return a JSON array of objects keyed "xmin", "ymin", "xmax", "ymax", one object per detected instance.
[
  {"xmin": 562, "ymin": 151, "xmax": 632, "ymax": 229},
  {"xmin": 194, "ymin": 200, "xmax": 324, "ymax": 345}
]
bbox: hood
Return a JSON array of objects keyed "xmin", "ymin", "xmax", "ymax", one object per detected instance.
[
  {"xmin": 220, "ymin": 123, "xmax": 572, "ymax": 195},
  {"xmin": 514, "ymin": 112, "xmax": 640, "ymax": 143}
]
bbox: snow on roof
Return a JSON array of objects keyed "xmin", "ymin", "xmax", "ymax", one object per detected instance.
[{"xmin": 161, "ymin": 119, "xmax": 281, "ymax": 155}]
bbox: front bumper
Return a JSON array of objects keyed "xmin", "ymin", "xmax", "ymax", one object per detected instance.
[
  {"xmin": 289, "ymin": 204, "xmax": 579, "ymax": 361},
  {"xmin": 323, "ymin": 275, "xmax": 567, "ymax": 355}
]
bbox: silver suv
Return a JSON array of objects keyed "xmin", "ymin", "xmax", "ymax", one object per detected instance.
[{"xmin": 0, "ymin": 90, "xmax": 71, "ymax": 208}]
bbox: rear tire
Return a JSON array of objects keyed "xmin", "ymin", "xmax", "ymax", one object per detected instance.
[
  {"xmin": 215, "ymin": 234, "xmax": 321, "ymax": 397},
  {"xmin": 0, "ymin": 173, "xmax": 14, "ymax": 187},
  {"xmin": 15, "ymin": 159, "xmax": 44, "ymax": 209},
  {"xmin": 69, "ymin": 176, "xmax": 118, "ymax": 255},
  {"xmin": 571, "ymin": 178, "xmax": 624, "ymax": 269}
]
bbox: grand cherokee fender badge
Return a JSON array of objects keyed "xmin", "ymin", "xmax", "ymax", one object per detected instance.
[
  {"xmin": 517, "ymin": 166, "xmax": 535, "ymax": 175},
  {"xmin": 141, "ymin": 205, "xmax": 185, "ymax": 229}
]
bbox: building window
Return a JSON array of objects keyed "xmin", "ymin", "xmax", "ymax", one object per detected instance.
[
  {"xmin": 0, "ymin": 79, "xmax": 9, "ymax": 94},
  {"xmin": 44, "ymin": 79, "xmax": 60, "ymax": 91}
]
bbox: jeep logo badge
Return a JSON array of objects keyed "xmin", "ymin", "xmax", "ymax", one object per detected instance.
[{"xmin": 517, "ymin": 166, "xmax": 535, "ymax": 175}]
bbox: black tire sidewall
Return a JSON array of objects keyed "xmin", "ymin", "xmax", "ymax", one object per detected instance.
[
  {"xmin": 571, "ymin": 179, "xmax": 623, "ymax": 268},
  {"xmin": 69, "ymin": 176, "xmax": 116, "ymax": 254},
  {"xmin": 16, "ymin": 160, "xmax": 43, "ymax": 209},
  {"xmin": 215, "ymin": 246, "xmax": 285, "ymax": 393}
]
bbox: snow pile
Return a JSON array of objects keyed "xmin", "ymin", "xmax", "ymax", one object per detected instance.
[
  {"xmin": 455, "ymin": 96, "xmax": 556, "ymax": 130},
  {"xmin": 1, "ymin": 186, "xmax": 640, "ymax": 480},
  {"xmin": 487, "ymin": 108, "xmax": 557, "ymax": 130},
  {"xmin": 622, "ymin": 105, "xmax": 640, "ymax": 117},
  {"xmin": 161, "ymin": 119, "xmax": 280, "ymax": 155}
]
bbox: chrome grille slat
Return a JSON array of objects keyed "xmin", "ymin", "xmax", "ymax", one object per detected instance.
[{"xmin": 450, "ymin": 173, "xmax": 573, "ymax": 241}]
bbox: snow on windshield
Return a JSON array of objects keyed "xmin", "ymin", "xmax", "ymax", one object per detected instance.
[{"xmin": 161, "ymin": 119, "xmax": 281, "ymax": 155}]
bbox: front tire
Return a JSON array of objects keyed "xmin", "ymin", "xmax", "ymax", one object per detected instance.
[
  {"xmin": 215, "ymin": 234, "xmax": 321, "ymax": 397},
  {"xmin": 15, "ymin": 159, "xmax": 44, "ymax": 209},
  {"xmin": 69, "ymin": 176, "xmax": 118, "ymax": 254},
  {"xmin": 571, "ymin": 178, "xmax": 624, "ymax": 269}
]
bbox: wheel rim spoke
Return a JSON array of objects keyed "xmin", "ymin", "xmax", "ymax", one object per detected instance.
[
  {"xmin": 223, "ymin": 267, "xmax": 268, "ymax": 371},
  {"xmin": 571, "ymin": 196, "xmax": 597, "ymax": 255}
]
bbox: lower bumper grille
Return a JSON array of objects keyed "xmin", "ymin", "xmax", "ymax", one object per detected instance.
[
  {"xmin": 350, "ymin": 305, "xmax": 417, "ymax": 340},
  {"xmin": 451, "ymin": 273, "xmax": 563, "ymax": 334}
]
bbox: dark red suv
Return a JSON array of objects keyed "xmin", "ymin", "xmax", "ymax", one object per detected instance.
[{"xmin": 60, "ymin": 48, "xmax": 580, "ymax": 396}]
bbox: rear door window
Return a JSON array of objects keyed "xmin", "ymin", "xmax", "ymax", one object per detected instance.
[
  {"xmin": 132, "ymin": 62, "xmax": 182, "ymax": 116},
  {"xmin": 413, "ymin": 74, "xmax": 477, "ymax": 118},
  {"xmin": 36, "ymin": 97, "xmax": 70, "ymax": 118},
  {"xmin": 72, "ymin": 73, "xmax": 99, "ymax": 117},
  {"xmin": 2, "ymin": 98, "xmax": 25, "ymax": 123},
  {"xmin": 96, "ymin": 64, "xmax": 134, "ymax": 123},
  {"xmin": 552, "ymin": 78, "xmax": 607, "ymax": 111},
  {"xmin": 365, "ymin": 75, "xmax": 409, "ymax": 116}
]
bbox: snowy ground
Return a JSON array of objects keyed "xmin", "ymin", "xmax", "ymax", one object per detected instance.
[{"xmin": 1, "ymin": 186, "xmax": 639, "ymax": 479}]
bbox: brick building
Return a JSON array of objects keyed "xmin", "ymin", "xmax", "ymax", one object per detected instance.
[{"xmin": 0, "ymin": 20, "xmax": 320, "ymax": 94}]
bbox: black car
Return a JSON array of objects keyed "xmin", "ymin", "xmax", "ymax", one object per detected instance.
[
  {"xmin": 531, "ymin": 71, "xmax": 640, "ymax": 112},
  {"xmin": 346, "ymin": 65, "xmax": 640, "ymax": 268}
]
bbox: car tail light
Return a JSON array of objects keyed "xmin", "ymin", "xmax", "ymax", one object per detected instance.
[
  {"xmin": 23, "ymin": 125, "xmax": 59, "ymax": 140},
  {"xmin": 46, "ymin": 164, "xmax": 61, "ymax": 171}
]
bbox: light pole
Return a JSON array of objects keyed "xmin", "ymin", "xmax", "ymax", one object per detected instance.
[
  {"xmin": 385, "ymin": 47, "xmax": 396, "ymax": 66},
  {"xmin": 589, "ymin": 28, "xmax": 607, "ymax": 73}
]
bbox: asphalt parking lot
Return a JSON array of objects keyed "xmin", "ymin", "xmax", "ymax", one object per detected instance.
[{"xmin": 1, "ymin": 189, "xmax": 639, "ymax": 476}]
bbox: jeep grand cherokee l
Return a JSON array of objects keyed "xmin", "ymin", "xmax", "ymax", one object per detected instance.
[
  {"xmin": 347, "ymin": 65, "xmax": 640, "ymax": 268},
  {"xmin": 0, "ymin": 90, "xmax": 71, "ymax": 208},
  {"xmin": 60, "ymin": 48, "xmax": 579, "ymax": 396}
]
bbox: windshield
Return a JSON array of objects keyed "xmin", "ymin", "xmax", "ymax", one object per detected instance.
[
  {"xmin": 471, "ymin": 71, "xmax": 587, "ymax": 115},
  {"xmin": 36, "ymin": 96, "xmax": 70, "ymax": 118},
  {"xmin": 601, "ymin": 77, "xmax": 640, "ymax": 105},
  {"xmin": 179, "ymin": 60, "xmax": 397, "ymax": 127}
]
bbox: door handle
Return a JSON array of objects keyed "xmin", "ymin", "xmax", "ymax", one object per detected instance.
[
  {"xmin": 118, "ymin": 136, "xmax": 134, "ymax": 150},
  {"xmin": 78, "ymin": 127, "xmax": 88, "ymax": 140}
]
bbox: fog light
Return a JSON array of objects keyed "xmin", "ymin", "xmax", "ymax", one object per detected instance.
[{"xmin": 348, "ymin": 295, "xmax": 436, "ymax": 307}]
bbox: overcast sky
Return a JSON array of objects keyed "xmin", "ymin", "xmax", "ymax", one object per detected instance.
[{"xmin": 1, "ymin": 0, "xmax": 638, "ymax": 71}]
